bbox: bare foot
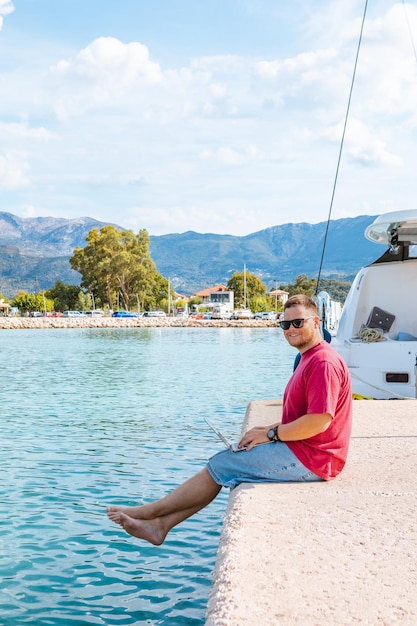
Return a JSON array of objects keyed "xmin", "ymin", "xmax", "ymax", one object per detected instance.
[
  {"xmin": 106, "ymin": 506, "xmax": 124, "ymax": 524},
  {"xmin": 119, "ymin": 512, "xmax": 166, "ymax": 545},
  {"xmin": 106, "ymin": 503, "xmax": 153, "ymax": 524}
]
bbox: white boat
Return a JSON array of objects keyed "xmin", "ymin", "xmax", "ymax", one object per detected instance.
[
  {"xmin": 326, "ymin": 209, "xmax": 417, "ymax": 400},
  {"xmin": 316, "ymin": 291, "xmax": 343, "ymax": 336}
]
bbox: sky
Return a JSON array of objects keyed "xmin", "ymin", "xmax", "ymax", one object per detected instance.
[{"xmin": 1, "ymin": 0, "xmax": 417, "ymax": 236}]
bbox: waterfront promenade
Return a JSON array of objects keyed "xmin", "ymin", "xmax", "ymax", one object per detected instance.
[
  {"xmin": 206, "ymin": 398, "xmax": 417, "ymax": 625},
  {"xmin": 0, "ymin": 316, "xmax": 277, "ymax": 329}
]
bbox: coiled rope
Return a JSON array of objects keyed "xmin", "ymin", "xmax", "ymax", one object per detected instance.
[{"xmin": 358, "ymin": 325, "xmax": 385, "ymax": 343}]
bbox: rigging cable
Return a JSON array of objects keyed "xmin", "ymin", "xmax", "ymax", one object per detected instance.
[
  {"xmin": 315, "ymin": 0, "xmax": 369, "ymax": 295},
  {"xmin": 402, "ymin": 0, "xmax": 417, "ymax": 65}
]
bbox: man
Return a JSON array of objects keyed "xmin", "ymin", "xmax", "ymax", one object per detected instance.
[{"xmin": 107, "ymin": 294, "xmax": 352, "ymax": 545}]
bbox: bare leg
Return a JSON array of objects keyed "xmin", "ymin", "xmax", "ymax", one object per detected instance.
[
  {"xmin": 107, "ymin": 468, "xmax": 222, "ymax": 544},
  {"xmin": 118, "ymin": 503, "xmax": 211, "ymax": 545}
]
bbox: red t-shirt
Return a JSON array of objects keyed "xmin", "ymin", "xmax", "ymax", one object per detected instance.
[{"xmin": 282, "ymin": 341, "xmax": 352, "ymax": 480}]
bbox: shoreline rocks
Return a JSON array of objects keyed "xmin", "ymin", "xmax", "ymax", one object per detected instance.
[{"xmin": 0, "ymin": 317, "xmax": 279, "ymax": 330}]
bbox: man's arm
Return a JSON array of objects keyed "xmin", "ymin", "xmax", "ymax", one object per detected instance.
[{"xmin": 239, "ymin": 413, "xmax": 332, "ymax": 450}]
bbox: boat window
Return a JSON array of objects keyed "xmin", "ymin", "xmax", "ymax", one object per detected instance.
[
  {"xmin": 385, "ymin": 373, "xmax": 409, "ymax": 383},
  {"xmin": 409, "ymin": 244, "xmax": 417, "ymax": 258}
]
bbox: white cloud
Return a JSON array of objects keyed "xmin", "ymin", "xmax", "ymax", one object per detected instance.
[
  {"xmin": 20, "ymin": 204, "xmax": 39, "ymax": 218},
  {"xmin": 49, "ymin": 37, "xmax": 163, "ymax": 117},
  {"xmin": 0, "ymin": 121, "xmax": 57, "ymax": 141},
  {"xmin": 256, "ymin": 49, "xmax": 337, "ymax": 80},
  {"xmin": 120, "ymin": 201, "xmax": 274, "ymax": 237},
  {"xmin": 322, "ymin": 118, "xmax": 402, "ymax": 167},
  {"xmin": 54, "ymin": 36, "xmax": 162, "ymax": 84},
  {"xmin": 216, "ymin": 147, "xmax": 245, "ymax": 166},
  {"xmin": 0, "ymin": 0, "xmax": 14, "ymax": 30},
  {"xmin": 200, "ymin": 144, "xmax": 262, "ymax": 166},
  {"xmin": 0, "ymin": 123, "xmax": 57, "ymax": 190},
  {"xmin": 363, "ymin": 6, "xmax": 417, "ymax": 118},
  {"xmin": 0, "ymin": 152, "xmax": 30, "ymax": 190}
]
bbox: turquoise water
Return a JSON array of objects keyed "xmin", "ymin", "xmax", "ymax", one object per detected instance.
[{"xmin": 0, "ymin": 327, "xmax": 295, "ymax": 625}]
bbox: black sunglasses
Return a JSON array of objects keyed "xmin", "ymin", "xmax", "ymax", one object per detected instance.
[{"xmin": 278, "ymin": 316, "xmax": 315, "ymax": 330}]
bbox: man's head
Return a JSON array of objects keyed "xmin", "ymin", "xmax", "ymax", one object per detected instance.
[
  {"xmin": 281, "ymin": 294, "xmax": 321, "ymax": 353},
  {"xmin": 284, "ymin": 294, "xmax": 317, "ymax": 315}
]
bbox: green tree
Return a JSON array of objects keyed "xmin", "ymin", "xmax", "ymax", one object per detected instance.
[
  {"xmin": 70, "ymin": 227, "xmax": 117, "ymax": 307},
  {"xmin": 11, "ymin": 291, "xmax": 53, "ymax": 314},
  {"xmin": 174, "ymin": 298, "xmax": 186, "ymax": 310},
  {"xmin": 251, "ymin": 295, "xmax": 277, "ymax": 313},
  {"xmin": 12, "ymin": 291, "xmax": 38, "ymax": 314},
  {"xmin": 317, "ymin": 278, "xmax": 351, "ymax": 303},
  {"xmin": 45, "ymin": 281, "xmax": 84, "ymax": 312},
  {"xmin": 188, "ymin": 296, "xmax": 203, "ymax": 311},
  {"xmin": 129, "ymin": 229, "xmax": 166, "ymax": 311},
  {"xmin": 281, "ymin": 274, "xmax": 317, "ymax": 297},
  {"xmin": 147, "ymin": 274, "xmax": 174, "ymax": 312},
  {"xmin": 76, "ymin": 291, "xmax": 90, "ymax": 311},
  {"xmin": 70, "ymin": 226, "xmax": 164, "ymax": 310},
  {"xmin": 280, "ymin": 275, "xmax": 351, "ymax": 303},
  {"xmin": 36, "ymin": 292, "xmax": 54, "ymax": 314},
  {"xmin": 227, "ymin": 270, "xmax": 267, "ymax": 310}
]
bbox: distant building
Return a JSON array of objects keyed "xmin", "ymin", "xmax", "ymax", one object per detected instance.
[
  {"xmin": 192, "ymin": 284, "xmax": 234, "ymax": 312},
  {"xmin": 194, "ymin": 284, "xmax": 228, "ymax": 301},
  {"xmin": 269, "ymin": 289, "xmax": 289, "ymax": 306},
  {"xmin": 0, "ymin": 299, "xmax": 11, "ymax": 316}
]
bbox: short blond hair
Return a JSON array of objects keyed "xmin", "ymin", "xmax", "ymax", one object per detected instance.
[{"xmin": 284, "ymin": 294, "xmax": 317, "ymax": 314}]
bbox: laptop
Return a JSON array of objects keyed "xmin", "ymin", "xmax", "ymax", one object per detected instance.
[{"xmin": 204, "ymin": 418, "xmax": 245, "ymax": 453}]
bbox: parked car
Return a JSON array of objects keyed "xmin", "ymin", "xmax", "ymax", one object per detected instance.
[
  {"xmin": 232, "ymin": 309, "xmax": 253, "ymax": 319},
  {"xmin": 84, "ymin": 310, "xmax": 104, "ymax": 317},
  {"xmin": 253, "ymin": 311, "xmax": 276, "ymax": 320},
  {"xmin": 142, "ymin": 311, "xmax": 166, "ymax": 317},
  {"xmin": 63, "ymin": 311, "xmax": 86, "ymax": 317},
  {"xmin": 112, "ymin": 311, "xmax": 138, "ymax": 318},
  {"xmin": 190, "ymin": 312, "xmax": 205, "ymax": 319},
  {"xmin": 212, "ymin": 304, "xmax": 233, "ymax": 319}
]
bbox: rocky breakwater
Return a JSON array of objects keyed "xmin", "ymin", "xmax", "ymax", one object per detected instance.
[{"xmin": 0, "ymin": 317, "xmax": 279, "ymax": 330}]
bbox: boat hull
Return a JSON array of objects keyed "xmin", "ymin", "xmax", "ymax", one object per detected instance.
[
  {"xmin": 330, "ymin": 227, "xmax": 417, "ymax": 399},
  {"xmin": 332, "ymin": 335, "xmax": 417, "ymax": 399}
]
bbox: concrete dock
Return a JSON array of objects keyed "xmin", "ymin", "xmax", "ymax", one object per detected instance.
[{"xmin": 206, "ymin": 399, "xmax": 417, "ymax": 625}]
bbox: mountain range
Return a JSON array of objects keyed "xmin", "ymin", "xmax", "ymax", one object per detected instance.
[{"xmin": 0, "ymin": 210, "xmax": 383, "ymax": 298}]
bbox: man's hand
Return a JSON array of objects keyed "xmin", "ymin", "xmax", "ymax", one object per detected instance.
[
  {"xmin": 238, "ymin": 425, "xmax": 277, "ymax": 451},
  {"xmin": 238, "ymin": 412, "xmax": 332, "ymax": 451}
]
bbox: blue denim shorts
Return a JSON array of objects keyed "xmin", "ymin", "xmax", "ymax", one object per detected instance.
[{"xmin": 207, "ymin": 442, "xmax": 322, "ymax": 489}]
